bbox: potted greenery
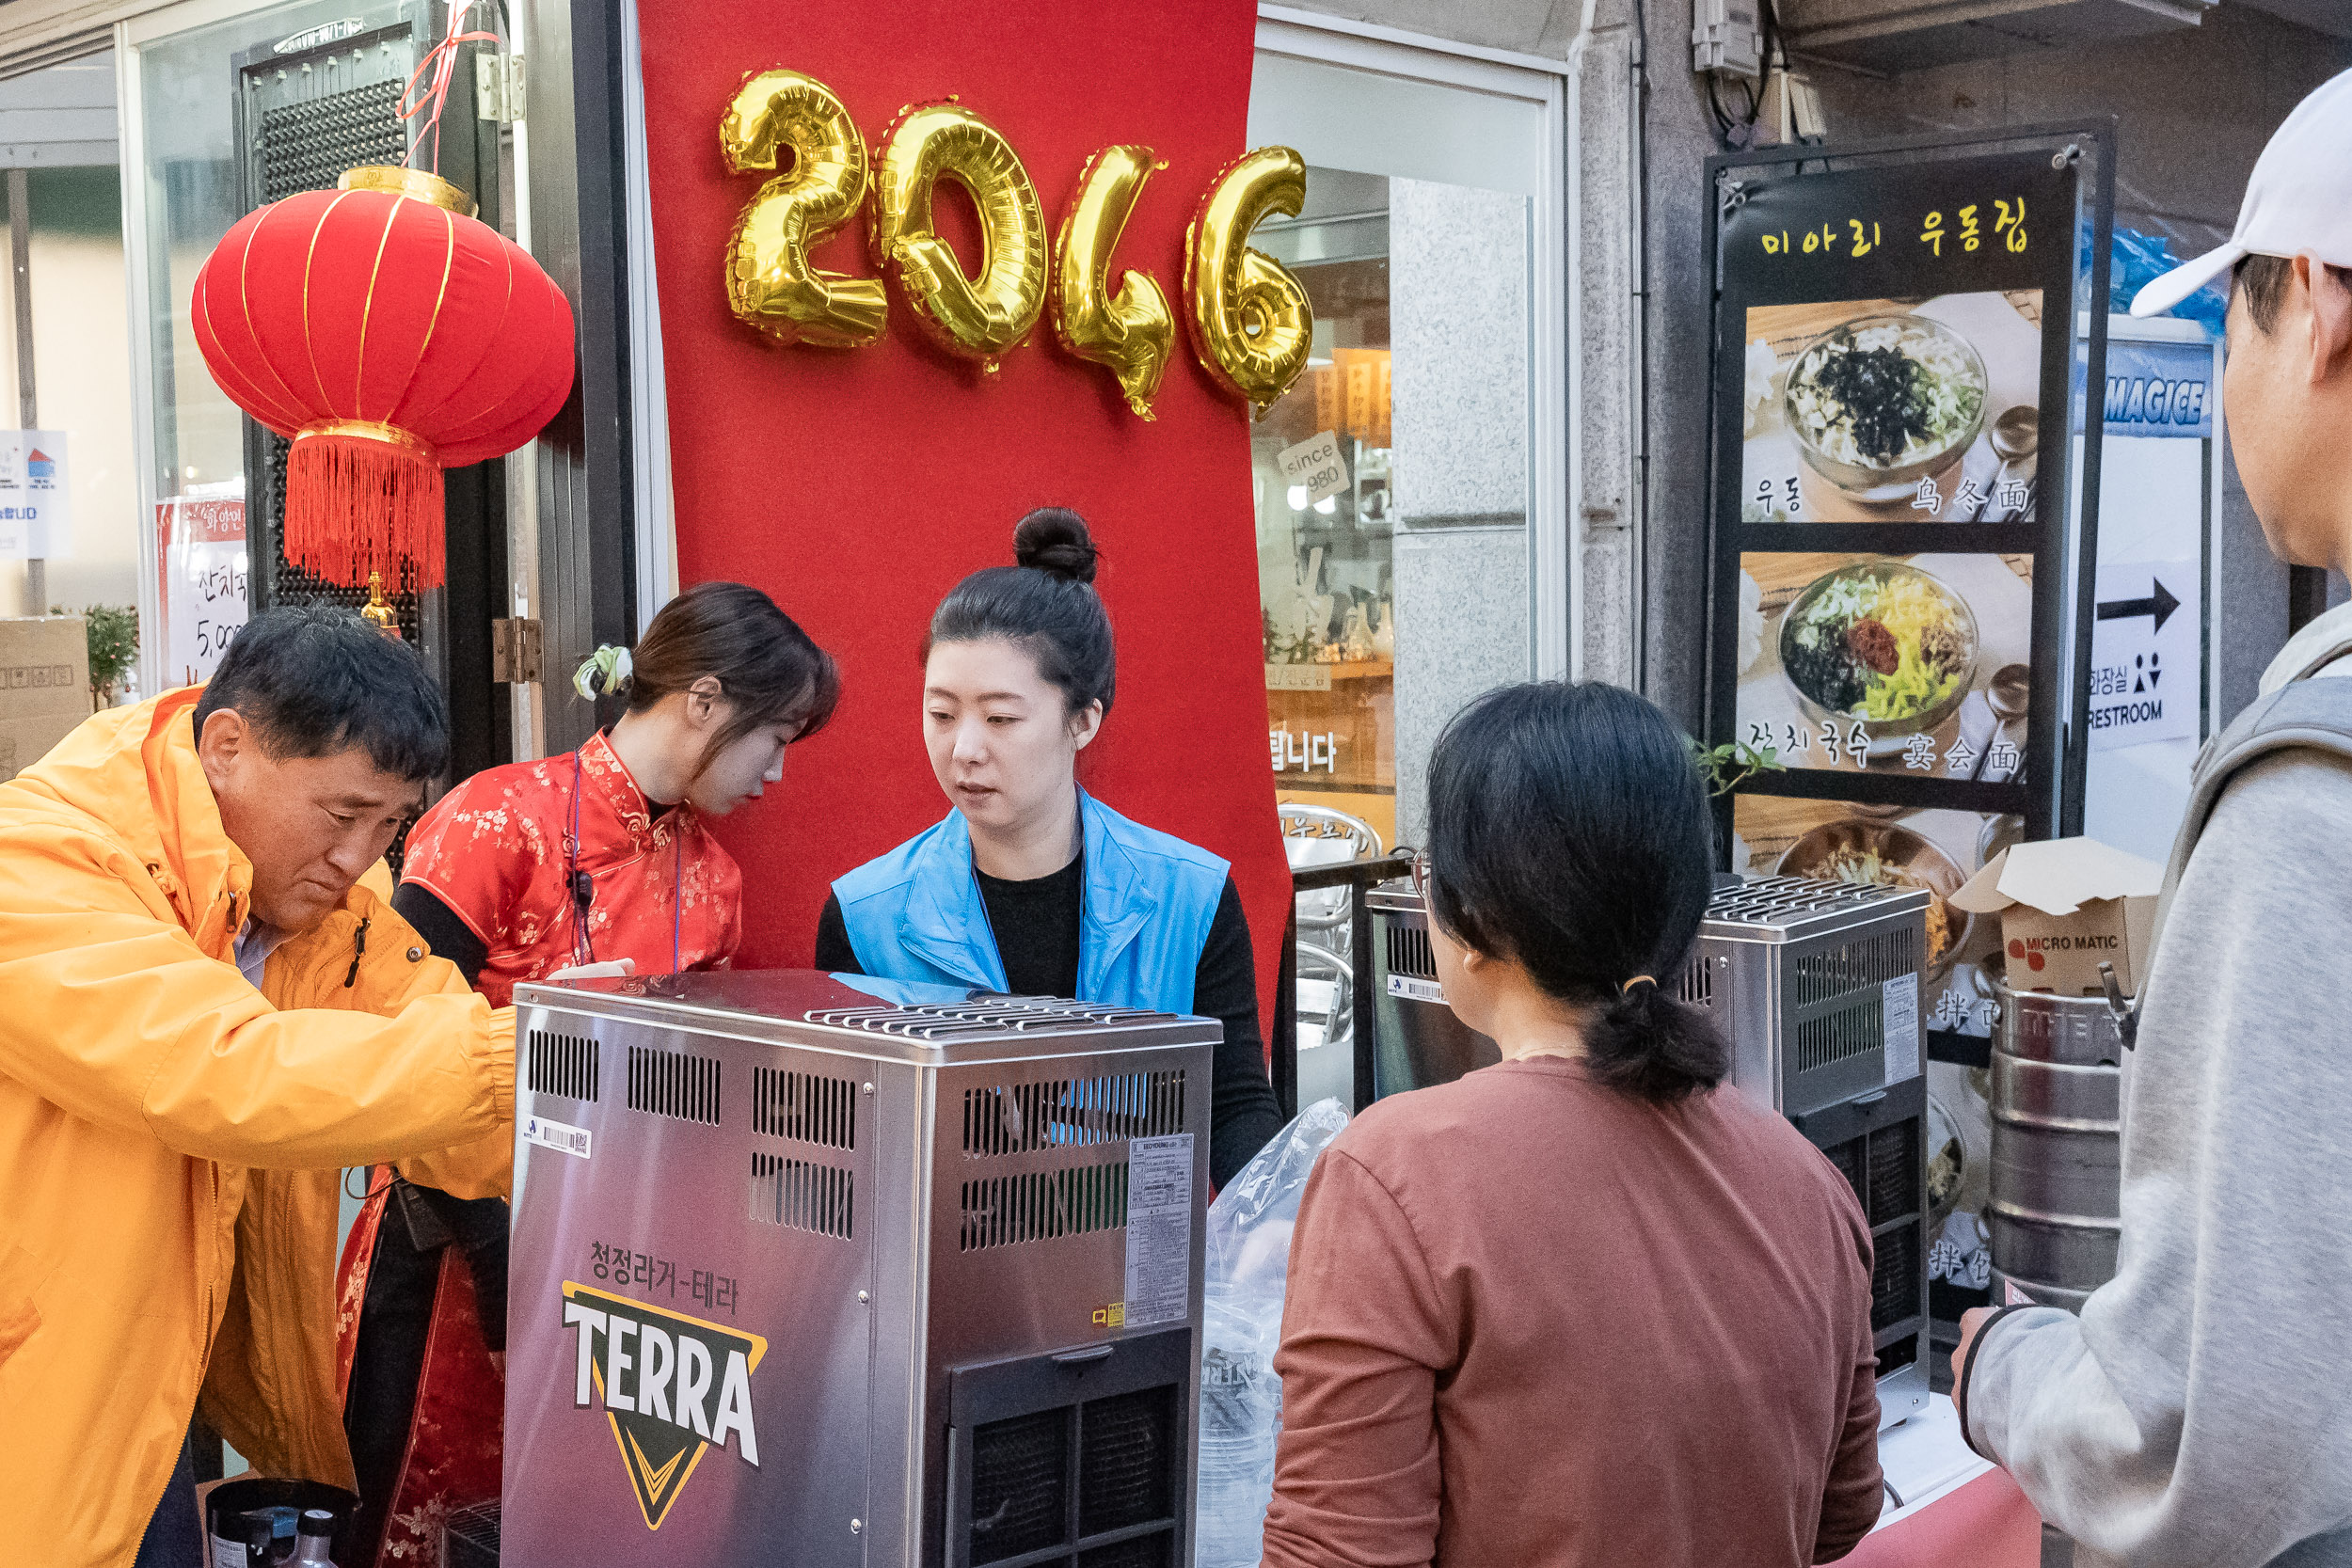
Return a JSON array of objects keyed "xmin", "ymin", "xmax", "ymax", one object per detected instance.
[{"xmin": 73, "ymin": 605, "xmax": 138, "ymax": 707}]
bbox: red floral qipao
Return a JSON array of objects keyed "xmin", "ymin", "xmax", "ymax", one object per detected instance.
[
  {"xmin": 335, "ymin": 731, "xmax": 742, "ymax": 1565},
  {"xmin": 398, "ymin": 728, "xmax": 743, "ymax": 1005}
]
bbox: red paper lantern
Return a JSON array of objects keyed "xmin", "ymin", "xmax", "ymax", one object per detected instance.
[{"xmin": 191, "ymin": 166, "xmax": 575, "ymax": 589}]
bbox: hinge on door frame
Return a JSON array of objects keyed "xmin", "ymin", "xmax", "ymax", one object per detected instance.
[
  {"xmin": 490, "ymin": 617, "xmax": 543, "ymax": 684},
  {"xmin": 475, "ymin": 52, "xmax": 525, "ymax": 123}
]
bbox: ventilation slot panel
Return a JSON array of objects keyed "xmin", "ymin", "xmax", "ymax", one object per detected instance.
[
  {"xmin": 527, "ymin": 1030, "xmax": 599, "ymax": 1102},
  {"xmin": 626, "ymin": 1044, "xmax": 722, "ymax": 1126},
  {"xmin": 1385, "ymin": 921, "xmax": 1437, "ymax": 982},
  {"xmin": 961, "ymin": 1160, "xmax": 1131, "ymax": 1252},
  {"xmin": 750, "ymin": 1152, "xmax": 854, "ymax": 1240},
  {"xmin": 962, "ymin": 1071, "xmax": 1185, "ymax": 1158},
  {"xmin": 1791, "ymin": 930, "xmax": 1916, "ymax": 1011},
  {"xmin": 752, "ymin": 1066, "xmax": 856, "ymax": 1148},
  {"xmin": 1792, "ymin": 999, "xmax": 1883, "ymax": 1075},
  {"xmin": 1870, "ymin": 1221, "xmax": 1921, "ymax": 1333},
  {"xmin": 1677, "ymin": 955, "xmax": 1716, "ymax": 1008}
]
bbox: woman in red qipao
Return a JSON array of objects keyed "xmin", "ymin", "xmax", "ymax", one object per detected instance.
[{"xmin": 335, "ymin": 580, "xmax": 841, "ymax": 1565}]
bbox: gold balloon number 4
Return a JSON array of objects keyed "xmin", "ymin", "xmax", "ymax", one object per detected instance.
[{"xmin": 718, "ymin": 68, "xmax": 1312, "ymax": 419}]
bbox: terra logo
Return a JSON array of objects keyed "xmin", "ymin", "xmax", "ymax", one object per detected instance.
[{"xmin": 560, "ymin": 1280, "xmax": 768, "ymax": 1528}]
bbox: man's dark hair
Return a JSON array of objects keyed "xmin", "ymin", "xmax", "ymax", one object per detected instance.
[
  {"xmin": 2233, "ymin": 253, "xmax": 2352, "ymax": 336},
  {"xmin": 192, "ymin": 606, "xmax": 449, "ymax": 782}
]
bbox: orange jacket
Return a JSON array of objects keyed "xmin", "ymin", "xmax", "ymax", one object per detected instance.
[{"xmin": 0, "ymin": 690, "xmax": 514, "ymax": 1565}]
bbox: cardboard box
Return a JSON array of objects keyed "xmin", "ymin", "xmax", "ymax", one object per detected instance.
[
  {"xmin": 0, "ymin": 709, "xmax": 87, "ymax": 783},
  {"xmin": 0, "ymin": 616, "xmax": 91, "ymax": 721},
  {"xmin": 1950, "ymin": 837, "xmax": 2164, "ymax": 996}
]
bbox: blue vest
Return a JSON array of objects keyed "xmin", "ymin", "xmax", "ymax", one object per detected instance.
[{"xmin": 831, "ymin": 792, "xmax": 1228, "ymax": 1012}]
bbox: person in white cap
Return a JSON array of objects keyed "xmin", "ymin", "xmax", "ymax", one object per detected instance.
[{"xmin": 1951, "ymin": 69, "xmax": 2352, "ymax": 1566}]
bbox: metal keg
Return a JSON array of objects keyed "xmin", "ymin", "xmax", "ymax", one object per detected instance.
[{"xmin": 1988, "ymin": 981, "xmax": 2124, "ymax": 1311}]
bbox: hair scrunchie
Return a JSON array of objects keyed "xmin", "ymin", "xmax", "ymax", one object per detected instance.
[{"xmin": 573, "ymin": 643, "xmax": 633, "ymax": 701}]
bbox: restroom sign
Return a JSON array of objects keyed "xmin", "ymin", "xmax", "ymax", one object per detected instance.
[{"xmin": 2087, "ymin": 559, "xmax": 2197, "ymax": 750}]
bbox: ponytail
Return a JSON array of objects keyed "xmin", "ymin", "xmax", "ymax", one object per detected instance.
[{"xmin": 1580, "ymin": 976, "xmax": 1729, "ymax": 1103}]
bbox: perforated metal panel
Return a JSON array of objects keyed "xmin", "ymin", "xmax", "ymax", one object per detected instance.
[{"xmin": 237, "ymin": 24, "xmax": 422, "ymax": 639}]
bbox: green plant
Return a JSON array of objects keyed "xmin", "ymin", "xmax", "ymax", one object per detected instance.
[
  {"xmin": 1691, "ymin": 736, "xmax": 1785, "ymax": 799},
  {"xmin": 76, "ymin": 604, "xmax": 138, "ymax": 702}
]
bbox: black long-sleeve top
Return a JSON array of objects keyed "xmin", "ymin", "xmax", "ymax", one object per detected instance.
[{"xmin": 814, "ymin": 860, "xmax": 1283, "ymax": 1188}]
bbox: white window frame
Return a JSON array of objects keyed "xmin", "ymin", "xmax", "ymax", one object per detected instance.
[{"xmin": 1252, "ymin": 4, "xmax": 1575, "ymax": 680}]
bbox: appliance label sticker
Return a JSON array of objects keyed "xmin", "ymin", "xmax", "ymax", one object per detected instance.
[
  {"xmin": 1882, "ymin": 974, "xmax": 1920, "ymax": 1085},
  {"xmin": 525, "ymin": 1114, "xmax": 593, "ymax": 1160},
  {"xmin": 1124, "ymin": 1133, "xmax": 1194, "ymax": 1329},
  {"xmin": 1388, "ymin": 974, "xmax": 1445, "ymax": 1004}
]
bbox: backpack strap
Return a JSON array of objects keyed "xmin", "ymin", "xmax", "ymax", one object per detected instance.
[{"xmin": 2144, "ymin": 665, "xmax": 2352, "ymax": 980}]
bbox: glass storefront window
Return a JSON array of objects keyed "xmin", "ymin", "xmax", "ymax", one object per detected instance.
[
  {"xmin": 1248, "ymin": 41, "xmax": 1553, "ymax": 850},
  {"xmin": 125, "ymin": 0, "xmax": 398, "ymax": 688}
]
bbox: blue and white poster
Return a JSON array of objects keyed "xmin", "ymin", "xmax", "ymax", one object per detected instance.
[{"xmin": 0, "ymin": 431, "xmax": 71, "ymax": 559}]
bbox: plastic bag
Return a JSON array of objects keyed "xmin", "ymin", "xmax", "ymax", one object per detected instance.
[
  {"xmin": 2090, "ymin": 226, "xmax": 2228, "ymax": 333},
  {"xmin": 1195, "ymin": 1098, "xmax": 1350, "ymax": 1568}
]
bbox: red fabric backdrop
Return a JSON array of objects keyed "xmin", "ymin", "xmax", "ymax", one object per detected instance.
[{"xmin": 634, "ymin": 0, "xmax": 1291, "ymax": 1028}]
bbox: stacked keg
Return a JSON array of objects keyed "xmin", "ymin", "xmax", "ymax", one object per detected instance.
[{"xmin": 1987, "ymin": 982, "xmax": 2125, "ymax": 1310}]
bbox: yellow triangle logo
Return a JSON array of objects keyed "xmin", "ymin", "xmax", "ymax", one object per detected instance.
[{"xmin": 562, "ymin": 1281, "xmax": 769, "ymax": 1531}]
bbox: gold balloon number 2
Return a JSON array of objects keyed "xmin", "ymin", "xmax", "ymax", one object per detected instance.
[{"xmin": 719, "ymin": 68, "xmax": 1312, "ymax": 420}]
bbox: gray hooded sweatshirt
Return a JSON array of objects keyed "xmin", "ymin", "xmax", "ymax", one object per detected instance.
[{"xmin": 1961, "ymin": 601, "xmax": 2352, "ymax": 1567}]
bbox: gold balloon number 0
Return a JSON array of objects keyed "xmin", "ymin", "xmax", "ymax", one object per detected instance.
[{"xmin": 718, "ymin": 69, "xmax": 1312, "ymax": 418}]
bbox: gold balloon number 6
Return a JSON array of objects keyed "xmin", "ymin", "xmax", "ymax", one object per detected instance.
[
  {"xmin": 721, "ymin": 70, "xmax": 889, "ymax": 348},
  {"xmin": 1185, "ymin": 147, "xmax": 1313, "ymax": 417},
  {"xmin": 717, "ymin": 68, "xmax": 1313, "ymax": 418}
]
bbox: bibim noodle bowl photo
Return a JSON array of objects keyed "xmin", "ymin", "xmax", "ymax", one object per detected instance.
[
  {"xmin": 1740, "ymin": 292, "xmax": 2042, "ymax": 523},
  {"xmin": 1781, "ymin": 562, "xmax": 1976, "ymax": 736},
  {"xmin": 1736, "ymin": 551, "xmax": 2033, "ymax": 775}
]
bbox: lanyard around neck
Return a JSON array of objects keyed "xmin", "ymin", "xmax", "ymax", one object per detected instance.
[{"xmin": 565, "ymin": 741, "xmax": 685, "ymax": 974}]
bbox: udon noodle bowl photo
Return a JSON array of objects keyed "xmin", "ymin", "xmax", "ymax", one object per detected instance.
[{"xmin": 1785, "ymin": 314, "xmax": 1988, "ymax": 495}]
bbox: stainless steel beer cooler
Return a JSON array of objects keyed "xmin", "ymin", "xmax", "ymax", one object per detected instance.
[{"xmin": 502, "ymin": 972, "xmax": 1218, "ymax": 1568}]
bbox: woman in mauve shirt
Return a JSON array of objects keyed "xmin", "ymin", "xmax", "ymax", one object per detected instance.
[{"xmin": 1263, "ymin": 681, "xmax": 1883, "ymax": 1568}]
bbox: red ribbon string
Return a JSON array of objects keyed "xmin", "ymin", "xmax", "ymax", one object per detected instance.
[{"xmin": 399, "ymin": 0, "xmax": 501, "ymax": 174}]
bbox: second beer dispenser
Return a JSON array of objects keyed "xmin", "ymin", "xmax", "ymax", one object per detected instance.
[{"xmin": 502, "ymin": 972, "xmax": 1218, "ymax": 1567}]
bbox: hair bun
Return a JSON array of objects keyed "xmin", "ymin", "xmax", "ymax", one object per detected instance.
[{"xmin": 1012, "ymin": 507, "xmax": 1100, "ymax": 585}]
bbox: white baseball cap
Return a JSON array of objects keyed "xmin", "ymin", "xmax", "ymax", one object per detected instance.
[{"xmin": 2131, "ymin": 67, "xmax": 2352, "ymax": 318}]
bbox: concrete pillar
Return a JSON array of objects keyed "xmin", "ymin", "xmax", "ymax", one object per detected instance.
[{"xmin": 1390, "ymin": 176, "xmax": 1532, "ymax": 843}]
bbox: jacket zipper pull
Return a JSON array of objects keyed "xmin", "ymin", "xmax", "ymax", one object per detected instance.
[{"xmin": 344, "ymin": 915, "xmax": 371, "ymax": 988}]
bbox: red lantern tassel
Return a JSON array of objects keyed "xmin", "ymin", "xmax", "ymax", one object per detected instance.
[{"xmin": 286, "ymin": 426, "xmax": 446, "ymax": 590}]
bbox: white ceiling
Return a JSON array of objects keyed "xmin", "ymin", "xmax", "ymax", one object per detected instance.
[{"xmin": 2233, "ymin": 0, "xmax": 2352, "ymax": 40}]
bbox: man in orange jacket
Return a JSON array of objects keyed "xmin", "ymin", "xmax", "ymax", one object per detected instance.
[{"xmin": 0, "ymin": 606, "xmax": 515, "ymax": 1567}]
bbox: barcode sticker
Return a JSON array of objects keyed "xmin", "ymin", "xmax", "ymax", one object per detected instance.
[
  {"xmin": 525, "ymin": 1114, "xmax": 593, "ymax": 1160},
  {"xmin": 1387, "ymin": 974, "xmax": 1444, "ymax": 1004}
]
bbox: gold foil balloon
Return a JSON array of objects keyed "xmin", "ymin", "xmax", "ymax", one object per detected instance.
[
  {"xmin": 722, "ymin": 69, "xmax": 888, "ymax": 348},
  {"xmin": 870, "ymin": 100, "xmax": 1047, "ymax": 371},
  {"xmin": 1052, "ymin": 145, "xmax": 1175, "ymax": 419},
  {"xmin": 1184, "ymin": 146, "xmax": 1313, "ymax": 415}
]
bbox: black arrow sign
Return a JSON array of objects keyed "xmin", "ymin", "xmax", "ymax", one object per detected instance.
[{"xmin": 2096, "ymin": 577, "xmax": 2181, "ymax": 635}]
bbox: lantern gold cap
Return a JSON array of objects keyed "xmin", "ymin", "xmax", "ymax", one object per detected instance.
[{"xmin": 338, "ymin": 166, "xmax": 476, "ymax": 217}]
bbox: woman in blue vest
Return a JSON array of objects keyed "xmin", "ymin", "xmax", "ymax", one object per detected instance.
[{"xmin": 814, "ymin": 508, "xmax": 1283, "ymax": 1186}]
